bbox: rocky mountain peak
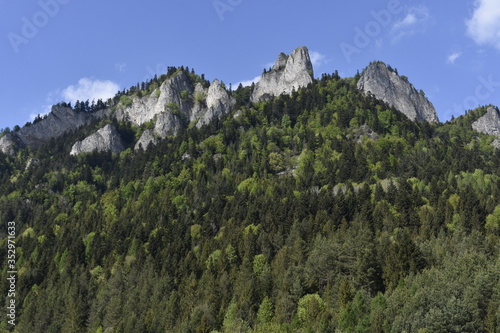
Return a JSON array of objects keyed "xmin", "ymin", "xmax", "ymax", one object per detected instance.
[
  {"xmin": 116, "ymin": 70, "xmax": 195, "ymax": 126},
  {"xmin": 272, "ymin": 53, "xmax": 288, "ymax": 71},
  {"xmin": 197, "ymin": 79, "xmax": 235, "ymax": 128},
  {"xmin": 70, "ymin": 124, "xmax": 125, "ymax": 155},
  {"xmin": 472, "ymin": 106, "xmax": 500, "ymax": 137},
  {"xmin": 357, "ymin": 61, "xmax": 439, "ymax": 123},
  {"xmin": 251, "ymin": 46, "xmax": 314, "ymax": 102},
  {"xmin": 0, "ymin": 104, "xmax": 104, "ymax": 155}
]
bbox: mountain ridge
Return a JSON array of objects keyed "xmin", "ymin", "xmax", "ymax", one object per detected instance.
[{"xmin": 2, "ymin": 47, "xmax": 499, "ymax": 157}]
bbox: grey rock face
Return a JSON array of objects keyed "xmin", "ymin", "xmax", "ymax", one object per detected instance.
[
  {"xmin": 25, "ymin": 158, "xmax": 40, "ymax": 170},
  {"xmin": 133, "ymin": 106, "xmax": 185, "ymax": 151},
  {"xmin": 472, "ymin": 106, "xmax": 500, "ymax": 137},
  {"xmin": 273, "ymin": 53, "xmax": 288, "ymax": 71},
  {"xmin": 197, "ymin": 79, "xmax": 235, "ymax": 128},
  {"xmin": 125, "ymin": 76, "xmax": 234, "ymax": 145},
  {"xmin": 357, "ymin": 62, "xmax": 439, "ymax": 123},
  {"xmin": 349, "ymin": 124, "xmax": 380, "ymax": 144},
  {"xmin": 0, "ymin": 133, "xmax": 25, "ymax": 155},
  {"xmin": 154, "ymin": 112, "xmax": 184, "ymax": 137},
  {"xmin": 251, "ymin": 46, "xmax": 314, "ymax": 103},
  {"xmin": 70, "ymin": 124, "xmax": 125, "ymax": 155},
  {"xmin": 0, "ymin": 105, "xmax": 105, "ymax": 155},
  {"xmin": 135, "ymin": 129, "xmax": 158, "ymax": 151},
  {"xmin": 116, "ymin": 71, "xmax": 236, "ymax": 143},
  {"xmin": 116, "ymin": 71, "xmax": 197, "ymax": 126}
]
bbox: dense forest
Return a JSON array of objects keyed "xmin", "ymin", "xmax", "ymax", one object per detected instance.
[{"xmin": 2, "ymin": 69, "xmax": 500, "ymax": 332}]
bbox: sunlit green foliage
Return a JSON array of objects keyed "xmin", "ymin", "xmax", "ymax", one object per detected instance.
[{"xmin": 1, "ymin": 72, "xmax": 500, "ymax": 332}]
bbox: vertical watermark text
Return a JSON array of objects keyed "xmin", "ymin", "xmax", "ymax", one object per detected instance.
[{"xmin": 5, "ymin": 221, "xmax": 17, "ymax": 326}]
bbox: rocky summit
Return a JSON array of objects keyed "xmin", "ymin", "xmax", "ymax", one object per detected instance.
[
  {"xmin": 131, "ymin": 78, "xmax": 235, "ymax": 151},
  {"xmin": 0, "ymin": 105, "xmax": 105, "ymax": 154},
  {"xmin": 251, "ymin": 46, "xmax": 314, "ymax": 102},
  {"xmin": 357, "ymin": 61, "xmax": 439, "ymax": 123},
  {"xmin": 472, "ymin": 106, "xmax": 500, "ymax": 136},
  {"xmin": 115, "ymin": 70, "xmax": 198, "ymax": 127},
  {"xmin": 0, "ymin": 47, "xmax": 451, "ymax": 157},
  {"xmin": 472, "ymin": 106, "xmax": 500, "ymax": 148},
  {"xmin": 197, "ymin": 79, "xmax": 235, "ymax": 128},
  {"xmin": 70, "ymin": 124, "xmax": 125, "ymax": 155}
]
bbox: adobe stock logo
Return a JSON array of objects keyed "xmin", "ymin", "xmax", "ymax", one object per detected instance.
[
  {"xmin": 7, "ymin": 0, "xmax": 72, "ymax": 54},
  {"xmin": 448, "ymin": 75, "xmax": 500, "ymax": 116},
  {"xmin": 340, "ymin": 0, "xmax": 403, "ymax": 63},
  {"xmin": 143, "ymin": 63, "xmax": 168, "ymax": 83},
  {"xmin": 213, "ymin": 0, "xmax": 243, "ymax": 21}
]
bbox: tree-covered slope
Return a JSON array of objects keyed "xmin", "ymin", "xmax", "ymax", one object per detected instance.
[{"xmin": 1, "ymin": 72, "xmax": 500, "ymax": 332}]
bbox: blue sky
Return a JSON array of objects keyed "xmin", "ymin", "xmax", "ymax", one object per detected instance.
[{"xmin": 1, "ymin": 0, "xmax": 499, "ymax": 129}]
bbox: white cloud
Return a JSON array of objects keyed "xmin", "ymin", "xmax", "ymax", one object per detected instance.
[
  {"xmin": 447, "ymin": 51, "xmax": 462, "ymax": 64},
  {"xmin": 234, "ymin": 75, "xmax": 261, "ymax": 88},
  {"xmin": 391, "ymin": 6, "xmax": 431, "ymax": 42},
  {"xmin": 61, "ymin": 78, "xmax": 120, "ymax": 104},
  {"xmin": 466, "ymin": 0, "xmax": 500, "ymax": 50},
  {"xmin": 394, "ymin": 13, "xmax": 418, "ymax": 30},
  {"xmin": 29, "ymin": 78, "xmax": 120, "ymax": 123},
  {"xmin": 310, "ymin": 51, "xmax": 327, "ymax": 67}
]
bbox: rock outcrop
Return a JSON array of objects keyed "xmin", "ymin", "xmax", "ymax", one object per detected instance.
[
  {"xmin": 154, "ymin": 112, "xmax": 184, "ymax": 137},
  {"xmin": 0, "ymin": 105, "xmax": 105, "ymax": 155},
  {"xmin": 357, "ymin": 61, "xmax": 439, "ymax": 123},
  {"xmin": 117, "ymin": 72, "xmax": 234, "ymax": 143},
  {"xmin": 251, "ymin": 46, "xmax": 314, "ymax": 103},
  {"xmin": 25, "ymin": 158, "xmax": 40, "ymax": 170},
  {"xmin": 134, "ymin": 111, "xmax": 183, "ymax": 150},
  {"xmin": 197, "ymin": 79, "xmax": 235, "ymax": 128},
  {"xmin": 0, "ymin": 133, "xmax": 25, "ymax": 155},
  {"xmin": 472, "ymin": 106, "xmax": 500, "ymax": 137},
  {"xmin": 116, "ymin": 71, "xmax": 196, "ymax": 126},
  {"xmin": 349, "ymin": 124, "xmax": 380, "ymax": 144},
  {"xmin": 1, "ymin": 47, "xmax": 317, "ymax": 155},
  {"xmin": 135, "ymin": 129, "xmax": 158, "ymax": 151},
  {"xmin": 70, "ymin": 124, "xmax": 125, "ymax": 155},
  {"xmin": 128, "ymin": 77, "xmax": 234, "ymax": 149}
]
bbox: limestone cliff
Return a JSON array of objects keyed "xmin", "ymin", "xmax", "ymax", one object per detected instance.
[
  {"xmin": 130, "ymin": 78, "xmax": 234, "ymax": 149},
  {"xmin": 0, "ymin": 105, "xmax": 105, "ymax": 154},
  {"xmin": 251, "ymin": 46, "xmax": 314, "ymax": 102},
  {"xmin": 2, "ymin": 48, "xmax": 315, "ymax": 155},
  {"xmin": 135, "ymin": 129, "xmax": 158, "ymax": 151},
  {"xmin": 472, "ymin": 106, "xmax": 500, "ymax": 138},
  {"xmin": 0, "ymin": 133, "xmax": 25, "ymax": 155},
  {"xmin": 70, "ymin": 124, "xmax": 125, "ymax": 155},
  {"xmin": 115, "ymin": 71, "xmax": 196, "ymax": 126},
  {"xmin": 196, "ymin": 79, "xmax": 235, "ymax": 128},
  {"xmin": 357, "ymin": 62, "xmax": 439, "ymax": 123}
]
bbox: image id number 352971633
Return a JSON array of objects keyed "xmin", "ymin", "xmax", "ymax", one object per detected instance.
[{"xmin": 6, "ymin": 221, "xmax": 17, "ymax": 326}]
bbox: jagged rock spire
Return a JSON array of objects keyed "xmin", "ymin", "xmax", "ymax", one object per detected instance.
[
  {"xmin": 251, "ymin": 46, "xmax": 314, "ymax": 103},
  {"xmin": 357, "ymin": 61, "xmax": 439, "ymax": 123}
]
